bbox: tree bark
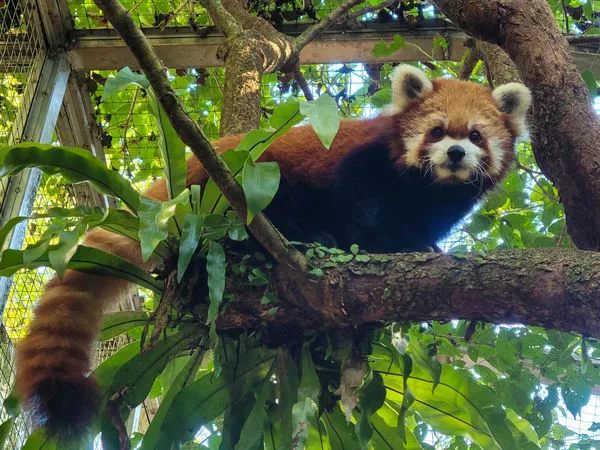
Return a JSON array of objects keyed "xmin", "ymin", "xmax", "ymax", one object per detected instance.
[
  {"xmin": 216, "ymin": 248, "xmax": 600, "ymax": 338},
  {"xmin": 434, "ymin": 0, "xmax": 600, "ymax": 251}
]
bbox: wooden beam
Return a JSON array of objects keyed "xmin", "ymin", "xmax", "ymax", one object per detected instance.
[
  {"xmin": 68, "ymin": 20, "xmax": 468, "ymax": 70},
  {"xmin": 66, "ymin": 20, "xmax": 600, "ymax": 78}
]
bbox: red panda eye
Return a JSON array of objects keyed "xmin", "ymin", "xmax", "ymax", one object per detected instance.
[
  {"xmin": 431, "ymin": 127, "xmax": 444, "ymax": 139},
  {"xmin": 469, "ymin": 130, "xmax": 482, "ymax": 142}
]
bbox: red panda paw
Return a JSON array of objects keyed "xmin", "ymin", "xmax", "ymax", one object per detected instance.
[{"xmin": 27, "ymin": 376, "xmax": 100, "ymax": 441}]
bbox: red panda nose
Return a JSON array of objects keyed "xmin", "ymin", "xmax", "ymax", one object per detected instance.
[{"xmin": 447, "ymin": 145, "xmax": 466, "ymax": 163}]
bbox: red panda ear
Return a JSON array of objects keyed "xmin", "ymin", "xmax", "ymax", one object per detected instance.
[
  {"xmin": 381, "ymin": 64, "xmax": 433, "ymax": 116},
  {"xmin": 492, "ymin": 83, "xmax": 532, "ymax": 136}
]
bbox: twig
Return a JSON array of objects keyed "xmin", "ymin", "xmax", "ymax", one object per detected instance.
[
  {"xmin": 159, "ymin": 0, "xmax": 192, "ymax": 30},
  {"xmin": 292, "ymin": 66, "xmax": 314, "ymax": 101},
  {"xmin": 458, "ymin": 47, "xmax": 481, "ymax": 80},
  {"xmin": 557, "ymin": 221, "xmax": 568, "ymax": 247},
  {"xmin": 295, "ymin": 0, "xmax": 366, "ymax": 51},
  {"xmin": 129, "ymin": 0, "xmax": 145, "ymax": 14},
  {"xmin": 93, "ymin": 0, "xmax": 308, "ymax": 273},
  {"xmin": 120, "ymin": 85, "xmax": 139, "ymax": 154}
]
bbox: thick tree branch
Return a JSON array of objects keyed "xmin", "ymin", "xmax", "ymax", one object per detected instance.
[
  {"xmin": 93, "ymin": 0, "xmax": 307, "ymax": 273},
  {"xmin": 217, "ymin": 249, "xmax": 600, "ymax": 338},
  {"xmin": 199, "ymin": 0, "xmax": 243, "ymax": 36},
  {"xmin": 434, "ymin": 0, "xmax": 600, "ymax": 251},
  {"xmin": 565, "ymin": 34, "xmax": 600, "ymax": 44},
  {"xmin": 295, "ymin": 0, "xmax": 367, "ymax": 51}
]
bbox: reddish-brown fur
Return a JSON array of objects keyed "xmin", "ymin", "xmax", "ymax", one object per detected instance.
[
  {"xmin": 15, "ymin": 117, "xmax": 396, "ymax": 436},
  {"xmin": 16, "ymin": 73, "xmax": 524, "ymax": 437}
]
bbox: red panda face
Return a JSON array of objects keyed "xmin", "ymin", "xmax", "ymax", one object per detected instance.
[{"xmin": 385, "ymin": 65, "xmax": 532, "ymax": 185}]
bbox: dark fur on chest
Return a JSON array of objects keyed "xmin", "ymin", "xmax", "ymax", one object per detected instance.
[{"xmin": 264, "ymin": 139, "xmax": 486, "ymax": 252}]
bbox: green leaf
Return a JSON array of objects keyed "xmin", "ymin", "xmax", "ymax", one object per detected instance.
[
  {"xmin": 242, "ymin": 159, "xmax": 280, "ymax": 223},
  {"xmin": 235, "ymin": 98, "xmax": 304, "ymax": 161},
  {"xmin": 355, "ymin": 371, "xmax": 386, "ymax": 449},
  {"xmin": 203, "ymin": 214, "xmax": 229, "ymax": 240},
  {"xmin": 107, "ymin": 328, "xmax": 196, "ymax": 408},
  {"xmin": 582, "ymin": 70, "xmax": 597, "ymax": 96},
  {"xmin": 206, "ymin": 240, "xmax": 226, "ymax": 324},
  {"xmin": 0, "ymin": 246, "xmax": 163, "ymax": 292},
  {"xmin": 94, "ymin": 341, "xmax": 142, "ymax": 390},
  {"xmin": 227, "ymin": 210, "xmax": 248, "ymax": 241},
  {"xmin": 371, "ymin": 402, "xmax": 421, "ymax": 450},
  {"xmin": 101, "ymin": 67, "xmax": 149, "ymax": 101},
  {"xmin": 0, "ymin": 144, "xmax": 141, "ymax": 212},
  {"xmin": 156, "ymin": 348, "xmax": 276, "ymax": 448},
  {"xmin": 99, "ymin": 311, "xmax": 150, "ymax": 341},
  {"xmin": 199, "ymin": 149, "xmax": 249, "ymax": 215},
  {"xmin": 299, "ymin": 94, "xmax": 341, "ymax": 150},
  {"xmin": 0, "ymin": 418, "xmax": 12, "ymax": 450},
  {"xmin": 21, "ymin": 429, "xmax": 57, "ymax": 450},
  {"xmin": 276, "ymin": 349, "xmax": 300, "ymax": 450},
  {"xmin": 291, "ymin": 344, "xmax": 320, "ymax": 449},
  {"xmin": 370, "ymin": 88, "xmax": 392, "ymax": 108},
  {"xmin": 371, "ymin": 346, "xmax": 517, "ymax": 449},
  {"xmin": 146, "ymin": 89, "xmax": 187, "ymax": 199},
  {"xmin": 373, "ymin": 34, "xmax": 406, "ymax": 57},
  {"xmin": 235, "ymin": 383, "xmax": 269, "ymax": 450},
  {"xmin": 48, "ymin": 231, "xmax": 80, "ymax": 278},
  {"xmin": 138, "ymin": 189, "xmax": 190, "ymax": 262},
  {"xmin": 140, "ymin": 349, "xmax": 204, "ymax": 450},
  {"xmin": 324, "ymin": 407, "xmax": 360, "ymax": 450},
  {"xmin": 177, "ymin": 214, "xmax": 204, "ymax": 282},
  {"xmin": 409, "ymin": 340, "xmax": 441, "ymax": 391}
]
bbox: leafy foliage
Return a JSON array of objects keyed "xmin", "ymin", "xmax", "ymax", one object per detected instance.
[{"xmin": 1, "ymin": 36, "xmax": 599, "ymax": 450}]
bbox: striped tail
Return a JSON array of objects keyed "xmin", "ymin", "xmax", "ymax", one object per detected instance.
[{"xmin": 15, "ymin": 228, "xmax": 146, "ymax": 438}]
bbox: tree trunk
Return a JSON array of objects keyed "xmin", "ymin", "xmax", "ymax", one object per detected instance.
[{"xmin": 435, "ymin": 0, "xmax": 600, "ymax": 251}]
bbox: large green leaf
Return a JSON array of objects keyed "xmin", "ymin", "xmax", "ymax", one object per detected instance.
[
  {"xmin": 0, "ymin": 246, "xmax": 162, "ymax": 292},
  {"xmin": 138, "ymin": 189, "xmax": 190, "ymax": 262},
  {"xmin": 140, "ymin": 349, "xmax": 204, "ymax": 450},
  {"xmin": 242, "ymin": 159, "xmax": 280, "ymax": 223},
  {"xmin": 177, "ymin": 213, "xmax": 204, "ymax": 282},
  {"xmin": 355, "ymin": 371, "xmax": 386, "ymax": 449},
  {"xmin": 106, "ymin": 328, "xmax": 196, "ymax": 408},
  {"xmin": 235, "ymin": 382, "xmax": 269, "ymax": 450},
  {"xmin": 206, "ymin": 240, "xmax": 226, "ymax": 324},
  {"xmin": 235, "ymin": 98, "xmax": 304, "ymax": 161},
  {"xmin": 291, "ymin": 344, "xmax": 320, "ymax": 449},
  {"xmin": 155, "ymin": 347, "xmax": 276, "ymax": 448},
  {"xmin": 299, "ymin": 94, "xmax": 341, "ymax": 150},
  {"xmin": 94, "ymin": 341, "xmax": 141, "ymax": 390},
  {"xmin": 0, "ymin": 144, "xmax": 140, "ymax": 212},
  {"xmin": 0, "ymin": 418, "xmax": 12, "ymax": 450},
  {"xmin": 101, "ymin": 67, "xmax": 149, "ymax": 101},
  {"xmin": 146, "ymin": 89, "xmax": 188, "ymax": 200},
  {"xmin": 371, "ymin": 346, "xmax": 519, "ymax": 450},
  {"xmin": 99, "ymin": 311, "xmax": 151, "ymax": 341}
]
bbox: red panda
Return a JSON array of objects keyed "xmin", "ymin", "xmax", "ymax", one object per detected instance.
[{"xmin": 15, "ymin": 65, "xmax": 531, "ymax": 438}]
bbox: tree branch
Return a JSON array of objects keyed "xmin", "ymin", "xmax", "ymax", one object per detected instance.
[
  {"xmin": 296, "ymin": 0, "xmax": 367, "ymax": 51},
  {"xmin": 217, "ymin": 248, "xmax": 600, "ymax": 338},
  {"xmin": 292, "ymin": 66, "xmax": 314, "ymax": 101},
  {"xmin": 93, "ymin": 0, "xmax": 307, "ymax": 273},
  {"xmin": 458, "ymin": 47, "xmax": 481, "ymax": 80},
  {"xmin": 198, "ymin": 0, "xmax": 243, "ymax": 36}
]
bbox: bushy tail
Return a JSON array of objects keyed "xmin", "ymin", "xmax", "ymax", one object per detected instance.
[{"xmin": 15, "ymin": 228, "xmax": 146, "ymax": 438}]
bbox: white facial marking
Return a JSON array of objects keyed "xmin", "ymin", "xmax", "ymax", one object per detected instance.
[
  {"xmin": 486, "ymin": 136, "xmax": 504, "ymax": 176},
  {"xmin": 427, "ymin": 137, "xmax": 484, "ymax": 182},
  {"xmin": 403, "ymin": 133, "xmax": 424, "ymax": 167}
]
